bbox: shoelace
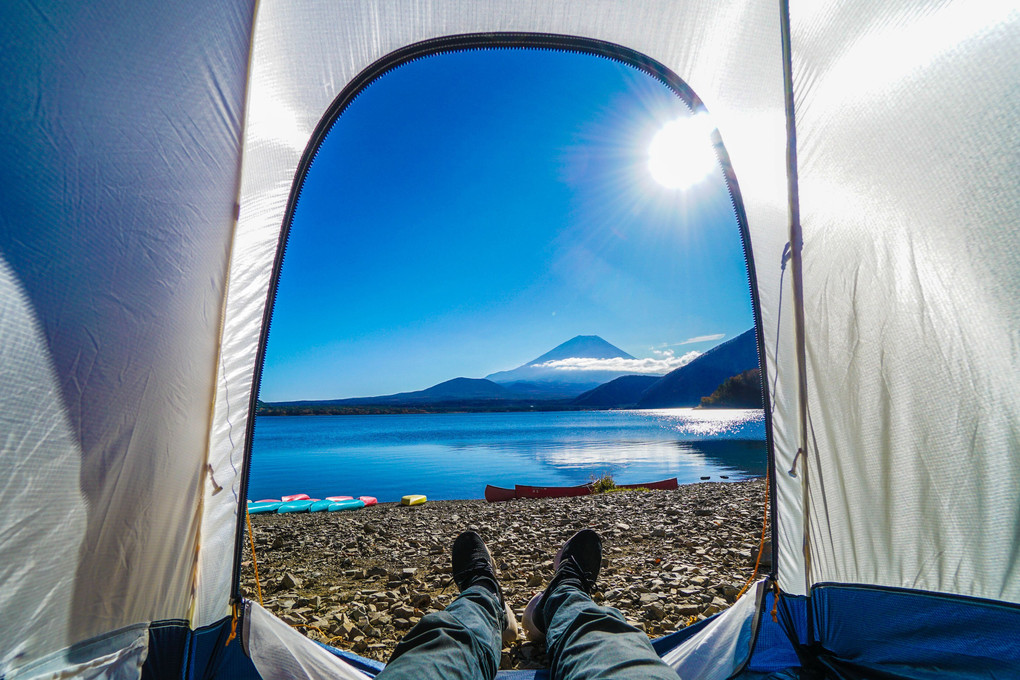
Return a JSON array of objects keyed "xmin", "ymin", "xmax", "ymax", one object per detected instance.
[
  {"xmin": 561, "ymin": 554, "xmax": 598, "ymax": 592},
  {"xmin": 454, "ymin": 558, "xmax": 494, "ymax": 580}
]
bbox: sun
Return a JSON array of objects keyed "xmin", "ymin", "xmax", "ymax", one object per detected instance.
[{"xmin": 647, "ymin": 114, "xmax": 718, "ymax": 189}]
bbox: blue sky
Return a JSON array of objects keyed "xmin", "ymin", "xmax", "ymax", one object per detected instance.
[{"xmin": 261, "ymin": 49, "xmax": 754, "ymax": 401}]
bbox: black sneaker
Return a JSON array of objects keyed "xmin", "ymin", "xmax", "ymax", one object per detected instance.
[
  {"xmin": 522, "ymin": 529, "xmax": 603, "ymax": 640},
  {"xmin": 451, "ymin": 531, "xmax": 519, "ymax": 643},
  {"xmin": 553, "ymin": 528, "xmax": 602, "ymax": 593}
]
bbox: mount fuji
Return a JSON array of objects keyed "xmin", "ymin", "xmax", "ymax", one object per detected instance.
[{"xmin": 485, "ymin": 335, "xmax": 656, "ymax": 396}]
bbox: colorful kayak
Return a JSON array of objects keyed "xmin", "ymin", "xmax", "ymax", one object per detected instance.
[
  {"xmin": 281, "ymin": 493, "xmax": 311, "ymax": 502},
  {"xmin": 309, "ymin": 499, "xmax": 334, "ymax": 512},
  {"xmin": 358, "ymin": 496, "xmax": 378, "ymax": 506},
  {"xmin": 485, "ymin": 478, "xmax": 679, "ymax": 502},
  {"xmin": 248, "ymin": 501, "xmax": 282, "ymax": 514},
  {"xmin": 278, "ymin": 499, "xmax": 314, "ymax": 513},
  {"xmin": 326, "ymin": 496, "xmax": 353, "ymax": 501},
  {"xmin": 328, "ymin": 499, "xmax": 365, "ymax": 512},
  {"xmin": 254, "ymin": 498, "xmax": 281, "ymax": 503},
  {"xmin": 401, "ymin": 494, "xmax": 426, "ymax": 506}
]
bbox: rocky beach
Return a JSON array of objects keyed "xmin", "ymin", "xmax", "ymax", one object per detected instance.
[{"xmin": 240, "ymin": 478, "xmax": 769, "ymax": 671}]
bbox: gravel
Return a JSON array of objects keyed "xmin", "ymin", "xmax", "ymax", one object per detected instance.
[{"xmin": 240, "ymin": 478, "xmax": 769, "ymax": 670}]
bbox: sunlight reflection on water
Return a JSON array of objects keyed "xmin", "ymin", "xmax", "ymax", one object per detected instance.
[{"xmin": 641, "ymin": 408, "xmax": 766, "ymax": 438}]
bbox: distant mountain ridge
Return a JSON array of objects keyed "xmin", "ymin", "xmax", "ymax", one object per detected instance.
[
  {"xmin": 571, "ymin": 375, "xmax": 661, "ymax": 408},
  {"xmin": 260, "ymin": 331, "xmax": 760, "ymax": 415},
  {"xmin": 637, "ymin": 329, "xmax": 758, "ymax": 408},
  {"xmin": 272, "ymin": 377, "xmax": 512, "ymax": 407}
]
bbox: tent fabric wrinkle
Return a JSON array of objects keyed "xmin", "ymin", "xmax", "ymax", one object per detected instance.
[
  {"xmin": 661, "ymin": 579, "xmax": 766, "ymax": 678},
  {"xmin": 244, "ymin": 602, "xmax": 371, "ymax": 680},
  {"xmin": 7, "ymin": 624, "xmax": 149, "ymax": 680}
]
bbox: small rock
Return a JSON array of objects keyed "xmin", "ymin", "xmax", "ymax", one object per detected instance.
[
  {"xmin": 644, "ymin": 603, "xmax": 666, "ymax": 621},
  {"xmin": 277, "ymin": 573, "xmax": 302, "ymax": 591}
]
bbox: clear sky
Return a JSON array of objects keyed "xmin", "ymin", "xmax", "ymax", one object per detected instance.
[{"xmin": 260, "ymin": 49, "xmax": 754, "ymax": 401}]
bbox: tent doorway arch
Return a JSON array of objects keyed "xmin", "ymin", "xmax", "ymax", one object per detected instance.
[{"xmin": 238, "ymin": 34, "xmax": 777, "ymax": 666}]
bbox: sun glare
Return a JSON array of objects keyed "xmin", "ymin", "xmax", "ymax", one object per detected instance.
[{"xmin": 647, "ymin": 114, "xmax": 718, "ymax": 189}]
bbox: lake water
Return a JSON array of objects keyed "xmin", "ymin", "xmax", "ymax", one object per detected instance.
[{"xmin": 247, "ymin": 409, "xmax": 767, "ymax": 502}]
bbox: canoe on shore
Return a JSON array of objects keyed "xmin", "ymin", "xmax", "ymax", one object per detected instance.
[
  {"xmin": 485, "ymin": 478, "xmax": 679, "ymax": 502},
  {"xmin": 483, "ymin": 485, "xmax": 517, "ymax": 502}
]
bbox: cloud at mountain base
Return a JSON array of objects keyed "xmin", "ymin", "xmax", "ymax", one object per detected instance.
[{"xmin": 535, "ymin": 350, "xmax": 701, "ymax": 374}]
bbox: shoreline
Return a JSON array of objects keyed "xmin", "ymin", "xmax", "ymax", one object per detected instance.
[{"xmin": 241, "ymin": 478, "xmax": 768, "ymax": 670}]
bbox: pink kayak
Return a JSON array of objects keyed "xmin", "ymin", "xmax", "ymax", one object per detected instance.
[
  {"xmin": 281, "ymin": 493, "xmax": 310, "ymax": 502},
  {"xmin": 358, "ymin": 496, "xmax": 378, "ymax": 506},
  {"xmin": 326, "ymin": 496, "xmax": 353, "ymax": 501}
]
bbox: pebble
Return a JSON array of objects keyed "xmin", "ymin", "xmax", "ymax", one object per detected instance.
[{"xmin": 242, "ymin": 479, "xmax": 767, "ymax": 670}]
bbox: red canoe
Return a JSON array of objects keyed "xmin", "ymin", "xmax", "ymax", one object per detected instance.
[
  {"xmin": 483, "ymin": 485, "xmax": 518, "ymax": 502},
  {"xmin": 516, "ymin": 483, "xmax": 591, "ymax": 499},
  {"xmin": 485, "ymin": 478, "xmax": 678, "ymax": 502}
]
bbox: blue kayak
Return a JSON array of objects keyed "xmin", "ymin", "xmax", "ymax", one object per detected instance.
[
  {"xmin": 309, "ymin": 499, "xmax": 333, "ymax": 512},
  {"xmin": 328, "ymin": 499, "xmax": 366, "ymax": 512},
  {"xmin": 277, "ymin": 500, "xmax": 314, "ymax": 513},
  {"xmin": 248, "ymin": 501, "xmax": 282, "ymax": 514}
]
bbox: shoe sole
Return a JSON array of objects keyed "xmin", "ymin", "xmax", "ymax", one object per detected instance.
[
  {"xmin": 475, "ymin": 538, "xmax": 520, "ymax": 644},
  {"xmin": 521, "ymin": 590, "xmax": 545, "ymax": 641}
]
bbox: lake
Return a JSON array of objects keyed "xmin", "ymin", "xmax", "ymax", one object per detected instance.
[{"xmin": 247, "ymin": 409, "xmax": 767, "ymax": 502}]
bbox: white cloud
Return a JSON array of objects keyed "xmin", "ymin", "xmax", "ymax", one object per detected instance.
[
  {"xmin": 680, "ymin": 333, "xmax": 725, "ymax": 345},
  {"xmin": 536, "ymin": 350, "xmax": 701, "ymax": 375}
]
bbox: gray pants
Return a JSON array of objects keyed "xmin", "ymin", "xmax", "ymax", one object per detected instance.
[{"xmin": 376, "ymin": 583, "xmax": 678, "ymax": 679}]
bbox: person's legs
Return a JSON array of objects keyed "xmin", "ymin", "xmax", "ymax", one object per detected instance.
[
  {"xmin": 542, "ymin": 584, "xmax": 677, "ymax": 680},
  {"xmin": 376, "ymin": 583, "xmax": 503, "ymax": 680},
  {"xmin": 525, "ymin": 530, "xmax": 677, "ymax": 680},
  {"xmin": 375, "ymin": 531, "xmax": 517, "ymax": 680}
]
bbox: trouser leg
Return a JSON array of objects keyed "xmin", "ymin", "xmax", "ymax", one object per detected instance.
[
  {"xmin": 375, "ymin": 584, "xmax": 504, "ymax": 680},
  {"xmin": 543, "ymin": 584, "xmax": 677, "ymax": 680}
]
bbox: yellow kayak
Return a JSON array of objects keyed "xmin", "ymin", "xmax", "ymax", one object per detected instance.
[{"xmin": 401, "ymin": 494, "xmax": 427, "ymax": 506}]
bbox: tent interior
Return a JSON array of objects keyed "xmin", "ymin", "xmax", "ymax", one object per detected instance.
[{"xmin": 0, "ymin": 1, "xmax": 1017, "ymax": 679}]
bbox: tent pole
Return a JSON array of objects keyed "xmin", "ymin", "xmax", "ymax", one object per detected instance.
[{"xmin": 779, "ymin": 0, "xmax": 812, "ymax": 601}]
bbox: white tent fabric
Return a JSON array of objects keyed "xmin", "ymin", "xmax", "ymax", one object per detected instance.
[
  {"xmin": 0, "ymin": 1, "xmax": 255, "ymax": 674},
  {"xmin": 790, "ymin": 0, "xmax": 1020, "ymax": 602},
  {"xmin": 662, "ymin": 580, "xmax": 766, "ymax": 677},
  {"xmin": 1, "ymin": 0, "xmax": 1019, "ymax": 677},
  {"xmin": 0, "ymin": 258, "xmax": 88, "ymax": 673},
  {"xmin": 243, "ymin": 602, "xmax": 370, "ymax": 680}
]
